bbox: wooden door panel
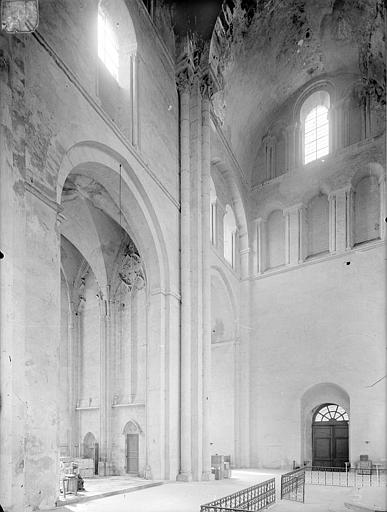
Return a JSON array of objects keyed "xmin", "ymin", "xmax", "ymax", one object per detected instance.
[
  {"xmin": 313, "ymin": 426, "xmax": 332, "ymax": 438},
  {"xmin": 335, "ymin": 437, "xmax": 348, "ymax": 458},
  {"xmin": 312, "ymin": 422, "xmax": 348, "ymax": 468},
  {"xmin": 314, "ymin": 438, "xmax": 331, "ymax": 459},
  {"xmin": 333, "ymin": 434, "xmax": 348, "ymax": 467},
  {"xmin": 126, "ymin": 434, "xmax": 139, "ymax": 474}
]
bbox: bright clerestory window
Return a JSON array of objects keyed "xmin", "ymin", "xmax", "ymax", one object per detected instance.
[
  {"xmin": 304, "ymin": 105, "xmax": 329, "ymax": 164},
  {"xmin": 98, "ymin": 8, "xmax": 119, "ymax": 81}
]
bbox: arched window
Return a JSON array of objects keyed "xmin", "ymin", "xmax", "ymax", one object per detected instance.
[
  {"xmin": 266, "ymin": 210, "xmax": 285, "ymax": 269},
  {"xmin": 98, "ymin": 7, "xmax": 119, "ymax": 81},
  {"xmin": 307, "ymin": 194, "xmax": 329, "ymax": 257},
  {"xmin": 314, "ymin": 404, "xmax": 349, "ymax": 423},
  {"xmin": 210, "ymin": 178, "xmax": 217, "ymax": 246},
  {"xmin": 223, "ymin": 205, "xmax": 237, "ymax": 268},
  {"xmin": 354, "ymin": 175, "xmax": 380, "ymax": 245},
  {"xmin": 96, "ymin": 1, "xmax": 137, "ymax": 138},
  {"xmin": 300, "ymin": 91, "xmax": 330, "ymax": 165}
]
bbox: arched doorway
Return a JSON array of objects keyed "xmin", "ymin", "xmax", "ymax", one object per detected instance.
[
  {"xmin": 83, "ymin": 432, "xmax": 99, "ymax": 475},
  {"xmin": 312, "ymin": 404, "xmax": 349, "ymax": 468},
  {"xmin": 123, "ymin": 421, "xmax": 140, "ymax": 475}
]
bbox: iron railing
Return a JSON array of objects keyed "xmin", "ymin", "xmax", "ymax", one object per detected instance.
[
  {"xmin": 281, "ymin": 468, "xmax": 305, "ymax": 503},
  {"xmin": 200, "ymin": 478, "xmax": 276, "ymax": 512},
  {"xmin": 305, "ymin": 466, "xmax": 387, "ymax": 487}
]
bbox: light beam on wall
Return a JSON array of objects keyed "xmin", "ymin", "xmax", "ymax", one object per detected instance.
[{"xmin": 1, "ymin": 0, "xmax": 39, "ymax": 33}]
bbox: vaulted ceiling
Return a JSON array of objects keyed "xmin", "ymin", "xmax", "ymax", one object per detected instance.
[{"xmin": 169, "ymin": 0, "xmax": 385, "ymax": 184}]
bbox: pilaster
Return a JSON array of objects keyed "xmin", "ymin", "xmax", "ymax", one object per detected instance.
[
  {"xmin": 176, "ymin": 63, "xmax": 193, "ymax": 482},
  {"xmin": 68, "ymin": 304, "xmax": 79, "ymax": 458},
  {"xmin": 263, "ymin": 134, "xmax": 276, "ymax": 180},
  {"xmin": 217, "ymin": 201, "xmax": 226, "ymax": 256},
  {"xmin": 256, "ymin": 218, "xmax": 266, "ymax": 274},
  {"xmin": 176, "ymin": 37, "xmax": 220, "ymax": 481},
  {"xmin": 335, "ymin": 97, "xmax": 349, "ymax": 150},
  {"xmin": 328, "ymin": 192, "xmax": 337, "ymax": 253},
  {"xmin": 201, "ymin": 72, "xmax": 213, "ymax": 480},
  {"xmin": 286, "ymin": 122, "xmax": 298, "ymax": 171},
  {"xmin": 98, "ymin": 286, "xmax": 112, "ymax": 475},
  {"xmin": 283, "ymin": 204, "xmax": 305, "ymax": 265},
  {"xmin": 329, "ymin": 186, "xmax": 352, "ymax": 252}
]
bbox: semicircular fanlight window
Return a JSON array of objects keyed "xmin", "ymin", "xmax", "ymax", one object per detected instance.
[{"xmin": 314, "ymin": 404, "xmax": 349, "ymax": 422}]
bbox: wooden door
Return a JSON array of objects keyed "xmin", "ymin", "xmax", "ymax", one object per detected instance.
[
  {"xmin": 313, "ymin": 425, "xmax": 332, "ymax": 467},
  {"xmin": 312, "ymin": 423, "xmax": 348, "ymax": 467},
  {"xmin": 332, "ymin": 425, "xmax": 348, "ymax": 467},
  {"xmin": 94, "ymin": 442, "xmax": 99, "ymax": 475},
  {"xmin": 126, "ymin": 434, "xmax": 139, "ymax": 474}
]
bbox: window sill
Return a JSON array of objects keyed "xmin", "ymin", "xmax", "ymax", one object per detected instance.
[
  {"xmin": 305, "ymin": 250, "xmax": 330, "ymax": 261},
  {"xmin": 251, "ymin": 239, "xmax": 385, "ymax": 281}
]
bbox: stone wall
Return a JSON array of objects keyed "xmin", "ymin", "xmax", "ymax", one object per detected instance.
[{"xmin": 0, "ymin": 0, "xmax": 180, "ymax": 509}]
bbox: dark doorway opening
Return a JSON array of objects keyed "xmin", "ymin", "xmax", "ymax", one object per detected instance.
[{"xmin": 83, "ymin": 432, "xmax": 99, "ymax": 475}]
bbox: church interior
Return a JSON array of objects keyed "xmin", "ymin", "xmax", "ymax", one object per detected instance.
[{"xmin": 0, "ymin": 0, "xmax": 385, "ymax": 510}]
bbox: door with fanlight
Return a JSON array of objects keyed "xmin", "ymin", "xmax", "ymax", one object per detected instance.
[{"xmin": 312, "ymin": 404, "xmax": 349, "ymax": 468}]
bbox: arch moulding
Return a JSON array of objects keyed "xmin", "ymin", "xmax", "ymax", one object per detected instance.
[
  {"xmin": 300, "ymin": 382, "xmax": 350, "ymax": 466},
  {"xmin": 56, "ymin": 141, "xmax": 170, "ymax": 293}
]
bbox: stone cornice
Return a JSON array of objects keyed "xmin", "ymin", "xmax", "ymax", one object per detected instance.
[
  {"xmin": 245, "ymin": 239, "xmax": 385, "ymax": 282},
  {"xmin": 111, "ymin": 402, "xmax": 145, "ymax": 408},
  {"xmin": 150, "ymin": 288, "xmax": 181, "ymax": 301},
  {"xmin": 25, "ymin": 181, "xmax": 63, "ymax": 213},
  {"xmin": 283, "ymin": 202, "xmax": 305, "ymax": 215}
]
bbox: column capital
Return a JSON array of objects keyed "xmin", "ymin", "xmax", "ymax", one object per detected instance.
[
  {"xmin": 256, "ymin": 216, "xmax": 265, "ymax": 226},
  {"xmin": 263, "ymin": 132, "xmax": 276, "ymax": 145},
  {"xmin": 200, "ymin": 72, "xmax": 214, "ymax": 100},
  {"xmin": 176, "ymin": 68, "xmax": 193, "ymax": 94},
  {"xmin": 328, "ymin": 184, "xmax": 352, "ymax": 199},
  {"xmin": 283, "ymin": 202, "xmax": 305, "ymax": 215},
  {"xmin": 176, "ymin": 32, "xmax": 203, "ymax": 94},
  {"xmin": 200, "ymin": 65, "xmax": 221, "ymax": 100}
]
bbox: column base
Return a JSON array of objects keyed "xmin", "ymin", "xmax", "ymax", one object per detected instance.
[
  {"xmin": 202, "ymin": 470, "xmax": 215, "ymax": 481},
  {"xmin": 144, "ymin": 465, "xmax": 153, "ymax": 480},
  {"xmin": 177, "ymin": 471, "xmax": 193, "ymax": 482},
  {"xmin": 98, "ymin": 461, "xmax": 113, "ymax": 476}
]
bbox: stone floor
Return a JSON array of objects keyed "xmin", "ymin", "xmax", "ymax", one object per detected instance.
[
  {"xmin": 56, "ymin": 475, "xmax": 163, "ymax": 506},
  {"xmin": 52, "ymin": 469, "xmax": 386, "ymax": 512}
]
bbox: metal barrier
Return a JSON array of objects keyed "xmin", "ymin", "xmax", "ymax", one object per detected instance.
[
  {"xmin": 200, "ymin": 478, "xmax": 276, "ymax": 511},
  {"xmin": 305, "ymin": 466, "xmax": 387, "ymax": 487},
  {"xmin": 281, "ymin": 468, "xmax": 305, "ymax": 503}
]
